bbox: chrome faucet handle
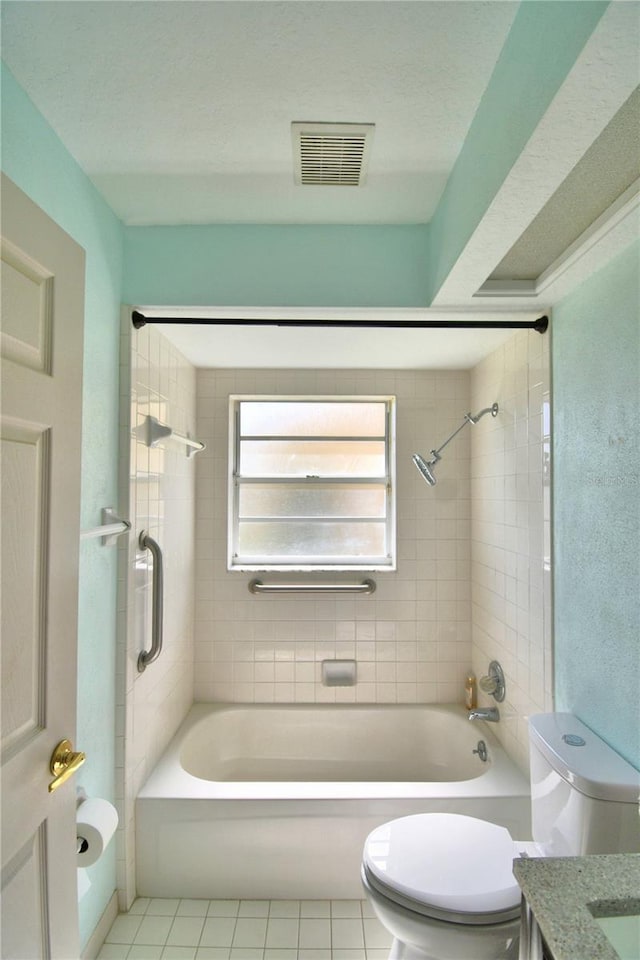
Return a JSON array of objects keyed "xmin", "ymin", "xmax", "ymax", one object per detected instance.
[{"xmin": 479, "ymin": 661, "xmax": 505, "ymax": 702}]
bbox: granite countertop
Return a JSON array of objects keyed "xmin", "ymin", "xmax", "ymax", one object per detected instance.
[{"xmin": 513, "ymin": 854, "xmax": 640, "ymax": 960}]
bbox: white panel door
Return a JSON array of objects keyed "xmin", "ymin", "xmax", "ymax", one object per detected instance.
[{"xmin": 1, "ymin": 174, "xmax": 86, "ymax": 959}]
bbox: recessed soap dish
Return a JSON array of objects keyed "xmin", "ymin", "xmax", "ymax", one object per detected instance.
[{"xmin": 322, "ymin": 660, "xmax": 357, "ymax": 686}]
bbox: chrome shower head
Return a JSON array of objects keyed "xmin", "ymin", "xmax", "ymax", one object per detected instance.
[{"xmin": 412, "ymin": 454, "xmax": 437, "ymax": 486}]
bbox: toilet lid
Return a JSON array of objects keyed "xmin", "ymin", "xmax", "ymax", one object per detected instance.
[{"xmin": 363, "ymin": 813, "xmax": 521, "ymax": 925}]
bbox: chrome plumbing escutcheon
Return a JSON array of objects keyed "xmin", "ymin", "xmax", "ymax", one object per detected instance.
[
  {"xmin": 473, "ymin": 740, "xmax": 488, "ymax": 762},
  {"xmin": 479, "ymin": 660, "xmax": 506, "ymax": 702}
]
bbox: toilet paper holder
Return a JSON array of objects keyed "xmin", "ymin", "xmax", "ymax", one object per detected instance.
[{"xmin": 75, "ymin": 796, "xmax": 119, "ymax": 867}]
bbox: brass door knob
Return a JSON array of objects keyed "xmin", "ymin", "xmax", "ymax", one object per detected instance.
[{"xmin": 48, "ymin": 739, "xmax": 86, "ymax": 793}]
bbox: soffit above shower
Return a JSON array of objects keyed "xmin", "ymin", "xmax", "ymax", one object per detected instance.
[{"xmin": 487, "ymin": 87, "xmax": 640, "ymax": 283}]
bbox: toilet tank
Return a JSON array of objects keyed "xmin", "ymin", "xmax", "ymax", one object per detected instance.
[{"xmin": 529, "ymin": 713, "xmax": 640, "ymax": 857}]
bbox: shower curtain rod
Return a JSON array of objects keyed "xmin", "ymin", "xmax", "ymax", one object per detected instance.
[{"xmin": 131, "ymin": 310, "xmax": 549, "ymax": 334}]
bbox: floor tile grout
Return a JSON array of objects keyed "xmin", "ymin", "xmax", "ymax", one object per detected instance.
[{"xmin": 100, "ymin": 897, "xmax": 392, "ymax": 960}]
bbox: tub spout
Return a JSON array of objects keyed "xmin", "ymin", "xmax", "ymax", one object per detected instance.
[{"xmin": 468, "ymin": 707, "xmax": 500, "ymax": 722}]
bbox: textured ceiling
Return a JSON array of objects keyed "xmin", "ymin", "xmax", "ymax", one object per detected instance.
[
  {"xmin": 491, "ymin": 86, "xmax": 640, "ymax": 281},
  {"xmin": 1, "ymin": 0, "xmax": 517, "ymax": 225}
]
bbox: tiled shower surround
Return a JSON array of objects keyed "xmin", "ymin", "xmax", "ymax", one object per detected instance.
[
  {"xmin": 117, "ymin": 325, "xmax": 550, "ymax": 910},
  {"xmin": 117, "ymin": 319, "xmax": 197, "ymax": 907},
  {"xmin": 193, "ymin": 331, "xmax": 551, "ymax": 767},
  {"xmin": 194, "ymin": 368, "xmax": 473, "ymax": 707},
  {"xmin": 470, "ymin": 330, "xmax": 552, "ymax": 771}
]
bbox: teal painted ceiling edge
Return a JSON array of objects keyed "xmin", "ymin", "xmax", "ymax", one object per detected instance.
[{"xmin": 123, "ymin": 222, "xmax": 431, "ymax": 307}]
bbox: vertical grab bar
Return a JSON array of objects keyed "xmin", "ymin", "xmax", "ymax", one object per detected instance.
[{"xmin": 137, "ymin": 531, "xmax": 163, "ymax": 673}]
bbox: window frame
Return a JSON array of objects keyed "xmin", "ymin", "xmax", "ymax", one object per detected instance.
[{"xmin": 227, "ymin": 395, "xmax": 396, "ymax": 572}]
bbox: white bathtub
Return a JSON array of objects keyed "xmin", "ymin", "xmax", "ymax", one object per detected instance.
[{"xmin": 136, "ymin": 703, "xmax": 530, "ymax": 899}]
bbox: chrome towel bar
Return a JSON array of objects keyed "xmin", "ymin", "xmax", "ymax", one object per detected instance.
[
  {"xmin": 137, "ymin": 531, "xmax": 164, "ymax": 672},
  {"xmin": 248, "ymin": 579, "xmax": 376, "ymax": 595},
  {"xmin": 142, "ymin": 415, "xmax": 205, "ymax": 457}
]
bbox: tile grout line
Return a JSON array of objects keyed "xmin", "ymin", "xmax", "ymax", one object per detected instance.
[{"xmin": 101, "ymin": 897, "xmax": 390, "ymax": 959}]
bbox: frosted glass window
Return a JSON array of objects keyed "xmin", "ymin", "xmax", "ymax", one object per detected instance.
[
  {"xmin": 239, "ymin": 484, "xmax": 387, "ymax": 519},
  {"xmin": 239, "ymin": 440, "xmax": 385, "ymax": 477},
  {"xmin": 237, "ymin": 522, "xmax": 386, "ymax": 559},
  {"xmin": 241, "ymin": 401, "xmax": 386, "ymax": 437},
  {"xmin": 229, "ymin": 396, "xmax": 396, "ymax": 571}
]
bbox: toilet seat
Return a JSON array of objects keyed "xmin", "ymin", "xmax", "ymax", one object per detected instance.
[{"xmin": 362, "ymin": 813, "xmax": 522, "ymax": 926}]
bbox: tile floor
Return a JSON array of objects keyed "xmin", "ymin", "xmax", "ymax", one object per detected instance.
[{"xmin": 99, "ymin": 898, "xmax": 393, "ymax": 960}]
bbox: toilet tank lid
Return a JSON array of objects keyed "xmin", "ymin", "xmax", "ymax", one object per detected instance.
[{"xmin": 529, "ymin": 713, "xmax": 640, "ymax": 803}]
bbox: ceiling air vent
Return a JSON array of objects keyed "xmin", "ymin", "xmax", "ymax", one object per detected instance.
[{"xmin": 292, "ymin": 122, "xmax": 375, "ymax": 186}]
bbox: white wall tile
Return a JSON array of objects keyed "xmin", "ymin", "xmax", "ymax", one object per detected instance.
[
  {"xmin": 116, "ymin": 323, "xmax": 197, "ymax": 908},
  {"xmin": 470, "ymin": 330, "xmax": 552, "ymax": 774},
  {"xmin": 194, "ymin": 369, "xmax": 473, "ymax": 705}
]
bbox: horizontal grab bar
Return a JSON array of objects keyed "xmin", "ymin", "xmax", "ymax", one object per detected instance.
[
  {"xmin": 248, "ymin": 579, "xmax": 376, "ymax": 595},
  {"xmin": 80, "ymin": 508, "xmax": 131, "ymax": 545}
]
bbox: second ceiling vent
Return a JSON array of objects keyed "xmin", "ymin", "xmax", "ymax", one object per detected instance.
[{"xmin": 292, "ymin": 122, "xmax": 375, "ymax": 186}]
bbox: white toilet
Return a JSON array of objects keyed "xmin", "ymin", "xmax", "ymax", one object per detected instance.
[{"xmin": 361, "ymin": 712, "xmax": 640, "ymax": 960}]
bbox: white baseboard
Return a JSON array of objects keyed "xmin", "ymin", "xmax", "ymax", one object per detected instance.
[{"xmin": 81, "ymin": 891, "xmax": 119, "ymax": 960}]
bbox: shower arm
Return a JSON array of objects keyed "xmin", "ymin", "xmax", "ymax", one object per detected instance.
[
  {"xmin": 428, "ymin": 419, "xmax": 468, "ymax": 462},
  {"xmin": 427, "ymin": 403, "xmax": 498, "ymax": 463}
]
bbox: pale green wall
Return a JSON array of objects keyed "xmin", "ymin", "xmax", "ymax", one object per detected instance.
[
  {"xmin": 1, "ymin": 0, "xmax": 635, "ymax": 945},
  {"xmin": 1, "ymin": 62, "xmax": 124, "ymax": 948},
  {"xmin": 427, "ymin": 0, "xmax": 608, "ymax": 301},
  {"xmin": 123, "ymin": 222, "xmax": 430, "ymax": 306},
  {"xmin": 553, "ymin": 240, "xmax": 640, "ymax": 768}
]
